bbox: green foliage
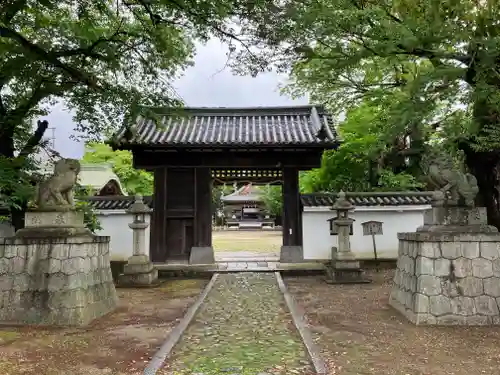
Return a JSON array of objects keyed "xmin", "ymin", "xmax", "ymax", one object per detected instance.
[
  {"xmin": 0, "ymin": 156, "xmax": 37, "ymax": 212},
  {"xmin": 234, "ymin": 0, "xmax": 500, "ymax": 169},
  {"xmin": 260, "ymin": 185, "xmax": 282, "ymax": 216},
  {"xmin": 74, "ymin": 184, "xmax": 102, "ymax": 234},
  {"xmin": 0, "ymin": 0, "xmax": 271, "ymax": 225},
  {"xmin": 299, "ymin": 101, "xmax": 424, "ymax": 193},
  {"xmin": 82, "ymin": 142, "xmax": 153, "ymax": 196}
]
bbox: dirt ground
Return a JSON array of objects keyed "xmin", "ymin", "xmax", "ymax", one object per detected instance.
[
  {"xmin": 212, "ymin": 230, "xmax": 282, "ymax": 253},
  {"xmin": 0, "ymin": 279, "xmax": 208, "ymax": 375},
  {"xmin": 285, "ymin": 270, "xmax": 500, "ymax": 375}
]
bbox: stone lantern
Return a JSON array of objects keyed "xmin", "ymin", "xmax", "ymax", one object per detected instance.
[
  {"xmin": 325, "ymin": 191, "xmax": 368, "ymax": 284},
  {"xmin": 119, "ymin": 195, "xmax": 158, "ymax": 286}
]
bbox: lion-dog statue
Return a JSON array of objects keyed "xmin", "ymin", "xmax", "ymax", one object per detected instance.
[
  {"xmin": 35, "ymin": 158, "xmax": 81, "ymax": 210},
  {"xmin": 422, "ymin": 151, "xmax": 479, "ymax": 207}
]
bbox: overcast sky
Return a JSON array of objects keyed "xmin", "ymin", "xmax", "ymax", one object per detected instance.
[{"xmin": 44, "ymin": 39, "xmax": 307, "ymax": 160}]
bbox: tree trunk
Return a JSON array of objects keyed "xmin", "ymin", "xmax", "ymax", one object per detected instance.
[
  {"xmin": 460, "ymin": 142, "xmax": 500, "ymax": 229},
  {"xmin": 0, "ymin": 118, "xmax": 27, "ymax": 232}
]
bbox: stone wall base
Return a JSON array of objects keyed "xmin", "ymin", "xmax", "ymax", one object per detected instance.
[
  {"xmin": 280, "ymin": 246, "xmax": 304, "ymax": 263},
  {"xmin": 0, "ymin": 235, "xmax": 118, "ymax": 326},
  {"xmin": 189, "ymin": 246, "xmax": 215, "ymax": 265},
  {"xmin": 389, "ymin": 231, "xmax": 500, "ymax": 325}
]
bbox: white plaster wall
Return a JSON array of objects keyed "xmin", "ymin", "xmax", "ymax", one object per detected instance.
[
  {"xmin": 302, "ymin": 205, "xmax": 430, "ymax": 260},
  {"xmin": 95, "ymin": 210, "xmax": 151, "ymax": 261}
]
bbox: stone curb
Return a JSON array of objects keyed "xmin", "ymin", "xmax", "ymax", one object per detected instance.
[
  {"xmin": 275, "ymin": 272, "xmax": 327, "ymax": 375},
  {"xmin": 143, "ymin": 273, "xmax": 219, "ymax": 375}
]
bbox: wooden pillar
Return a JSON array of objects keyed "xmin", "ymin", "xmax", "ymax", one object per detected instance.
[
  {"xmin": 282, "ymin": 167, "xmax": 301, "ymax": 246},
  {"xmin": 150, "ymin": 167, "xmax": 167, "ymax": 262},
  {"xmin": 194, "ymin": 168, "xmax": 212, "ymax": 247},
  {"xmin": 189, "ymin": 167, "xmax": 214, "ymax": 264}
]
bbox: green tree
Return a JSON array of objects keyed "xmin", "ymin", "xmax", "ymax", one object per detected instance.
[
  {"xmin": 235, "ymin": 0, "xmax": 500, "ymax": 227},
  {"xmin": 0, "ymin": 0, "xmax": 259, "ymax": 228},
  {"xmin": 82, "ymin": 142, "xmax": 153, "ymax": 196},
  {"xmin": 261, "ymin": 185, "xmax": 282, "ymax": 217},
  {"xmin": 299, "ymin": 100, "xmax": 424, "ymax": 193}
]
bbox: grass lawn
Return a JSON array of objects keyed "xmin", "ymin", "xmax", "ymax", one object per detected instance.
[{"xmin": 212, "ymin": 230, "xmax": 282, "ymax": 253}]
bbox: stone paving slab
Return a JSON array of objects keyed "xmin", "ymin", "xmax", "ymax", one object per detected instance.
[
  {"xmin": 155, "ymin": 262, "xmax": 325, "ymax": 272},
  {"xmin": 158, "ymin": 273, "xmax": 313, "ymax": 375}
]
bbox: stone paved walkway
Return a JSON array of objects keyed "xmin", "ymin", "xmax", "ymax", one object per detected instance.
[
  {"xmin": 158, "ymin": 273, "xmax": 313, "ymax": 375},
  {"xmin": 215, "ymin": 250, "xmax": 279, "ymax": 262}
]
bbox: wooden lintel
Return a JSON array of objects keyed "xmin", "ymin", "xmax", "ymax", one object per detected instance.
[{"xmin": 132, "ymin": 149, "xmax": 323, "ymax": 169}]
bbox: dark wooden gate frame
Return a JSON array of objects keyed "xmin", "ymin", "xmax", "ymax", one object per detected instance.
[{"xmin": 111, "ymin": 105, "xmax": 339, "ymax": 264}]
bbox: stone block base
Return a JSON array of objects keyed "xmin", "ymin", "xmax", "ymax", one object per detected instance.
[
  {"xmin": 280, "ymin": 246, "xmax": 304, "ymax": 263},
  {"xmin": 390, "ymin": 231, "xmax": 500, "ymax": 325},
  {"xmin": 0, "ymin": 235, "xmax": 118, "ymax": 326},
  {"xmin": 189, "ymin": 246, "xmax": 215, "ymax": 265},
  {"xmin": 119, "ymin": 255, "xmax": 158, "ymax": 286},
  {"xmin": 119, "ymin": 269, "xmax": 159, "ymax": 286},
  {"xmin": 325, "ymin": 264, "xmax": 370, "ymax": 284}
]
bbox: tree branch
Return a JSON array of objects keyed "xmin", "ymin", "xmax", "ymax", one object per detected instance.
[
  {"xmin": 10, "ymin": 79, "xmax": 77, "ymax": 120},
  {"xmin": 17, "ymin": 119, "xmax": 49, "ymax": 158},
  {"xmin": 0, "ymin": 26, "xmax": 100, "ymax": 89},
  {"xmin": 50, "ymin": 19, "xmax": 131, "ymax": 61},
  {"xmin": 396, "ymin": 45, "xmax": 472, "ymax": 65}
]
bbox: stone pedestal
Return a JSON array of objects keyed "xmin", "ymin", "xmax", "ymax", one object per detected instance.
[
  {"xmin": 190, "ymin": 246, "xmax": 215, "ymax": 265},
  {"xmin": 119, "ymin": 255, "xmax": 159, "ymax": 286},
  {"xmin": 325, "ymin": 246, "xmax": 369, "ymax": 284},
  {"xmin": 16, "ymin": 210, "xmax": 92, "ymax": 237},
  {"xmin": 418, "ymin": 206, "xmax": 497, "ymax": 233},
  {"xmin": 0, "ymin": 210, "xmax": 118, "ymax": 326},
  {"xmin": 279, "ymin": 246, "xmax": 304, "ymax": 263},
  {"xmin": 390, "ymin": 205, "xmax": 500, "ymax": 325}
]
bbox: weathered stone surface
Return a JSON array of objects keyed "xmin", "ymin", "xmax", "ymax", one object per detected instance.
[
  {"xmin": 413, "ymin": 293, "xmax": 429, "ymax": 313},
  {"xmin": 391, "ymin": 233, "xmax": 500, "ymax": 325},
  {"xmin": 461, "ymin": 242, "xmax": 480, "ymax": 259},
  {"xmin": 450, "ymin": 296, "xmax": 475, "ymax": 316},
  {"xmin": 416, "ymin": 256, "xmax": 434, "ymax": 275},
  {"xmin": 419, "ymin": 242, "xmax": 439, "ymax": 258},
  {"xmin": 440, "ymin": 242, "xmax": 461, "ymax": 259},
  {"xmin": 472, "ymin": 258, "xmax": 494, "ymax": 278},
  {"xmin": 483, "ymin": 278, "xmax": 500, "ymax": 297},
  {"xmin": 474, "ymin": 295, "xmax": 499, "ymax": 316},
  {"xmin": 480, "ymin": 242, "xmax": 500, "ymax": 260},
  {"xmin": 434, "ymin": 258, "xmax": 451, "ymax": 277},
  {"xmin": 417, "ymin": 275, "xmax": 441, "ymax": 296},
  {"xmin": 453, "ymin": 258, "xmax": 472, "ymax": 278},
  {"xmin": 436, "ymin": 314, "xmax": 466, "ymax": 325},
  {"xmin": 0, "ymin": 211, "xmax": 117, "ymax": 326},
  {"xmin": 457, "ymin": 277, "xmax": 483, "ymax": 297},
  {"xmin": 429, "ymin": 295, "xmax": 452, "ymax": 316}
]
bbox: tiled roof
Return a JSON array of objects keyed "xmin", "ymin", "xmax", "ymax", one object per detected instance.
[
  {"xmin": 301, "ymin": 192, "xmax": 433, "ymax": 207},
  {"xmin": 83, "ymin": 192, "xmax": 433, "ymax": 211},
  {"xmin": 221, "ymin": 184, "xmax": 263, "ymax": 203},
  {"xmin": 83, "ymin": 196, "xmax": 153, "ymax": 210},
  {"xmin": 78, "ymin": 163, "xmax": 127, "ymax": 196},
  {"xmin": 114, "ymin": 105, "xmax": 338, "ymax": 147}
]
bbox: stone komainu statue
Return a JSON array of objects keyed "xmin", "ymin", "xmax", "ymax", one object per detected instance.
[
  {"xmin": 422, "ymin": 151, "xmax": 479, "ymax": 207},
  {"xmin": 35, "ymin": 158, "xmax": 81, "ymax": 209}
]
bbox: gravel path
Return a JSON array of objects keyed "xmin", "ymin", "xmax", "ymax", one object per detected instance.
[{"xmin": 159, "ymin": 273, "xmax": 313, "ymax": 375}]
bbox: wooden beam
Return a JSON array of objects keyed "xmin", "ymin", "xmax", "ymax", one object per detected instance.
[{"xmin": 132, "ymin": 149, "xmax": 323, "ymax": 169}]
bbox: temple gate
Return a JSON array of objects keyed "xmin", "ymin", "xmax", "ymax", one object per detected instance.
[{"xmin": 112, "ymin": 105, "xmax": 338, "ymax": 263}]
